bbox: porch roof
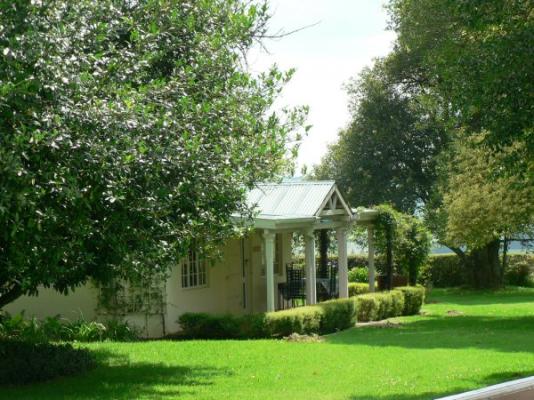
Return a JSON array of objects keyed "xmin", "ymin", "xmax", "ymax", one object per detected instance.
[{"xmin": 242, "ymin": 179, "xmax": 357, "ymax": 230}]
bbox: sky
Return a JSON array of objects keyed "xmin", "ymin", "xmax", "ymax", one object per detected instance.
[{"xmin": 249, "ymin": 0, "xmax": 396, "ymax": 173}]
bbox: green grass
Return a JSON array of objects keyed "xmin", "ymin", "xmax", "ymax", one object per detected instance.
[{"xmin": 3, "ymin": 288, "xmax": 534, "ymax": 399}]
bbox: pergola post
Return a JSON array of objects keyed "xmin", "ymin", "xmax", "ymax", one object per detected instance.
[
  {"xmin": 336, "ymin": 227, "xmax": 349, "ymax": 298},
  {"xmin": 368, "ymin": 226, "xmax": 376, "ymax": 292},
  {"xmin": 263, "ymin": 230, "xmax": 276, "ymax": 312},
  {"xmin": 304, "ymin": 229, "xmax": 317, "ymax": 305}
]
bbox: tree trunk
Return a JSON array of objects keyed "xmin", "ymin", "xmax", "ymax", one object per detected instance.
[
  {"xmin": 318, "ymin": 230, "xmax": 329, "ymax": 279},
  {"xmin": 467, "ymin": 239, "xmax": 502, "ymax": 289},
  {"xmin": 0, "ymin": 284, "xmax": 23, "ymax": 309}
]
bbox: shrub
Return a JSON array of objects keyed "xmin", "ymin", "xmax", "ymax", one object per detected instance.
[
  {"xmin": 179, "ymin": 298, "xmax": 359, "ymax": 339},
  {"xmin": 390, "ymin": 290, "xmax": 405, "ymax": 317},
  {"xmin": 316, "ymin": 298, "xmax": 358, "ymax": 333},
  {"xmin": 505, "ymin": 259, "xmax": 533, "ymax": 287},
  {"xmin": 396, "ymin": 286, "xmax": 425, "ymax": 315},
  {"xmin": 178, "ymin": 313, "xmax": 267, "ymax": 339},
  {"xmin": 348, "ymin": 267, "xmax": 368, "ymax": 283},
  {"xmin": 264, "ymin": 306, "xmax": 323, "ymax": 337},
  {"xmin": 0, "ymin": 314, "xmax": 138, "ymax": 342},
  {"xmin": 419, "ymin": 253, "xmax": 534, "ymax": 288},
  {"xmin": 0, "ymin": 341, "xmax": 95, "ymax": 385},
  {"xmin": 349, "ymin": 282, "xmax": 370, "ymax": 296},
  {"xmin": 418, "ymin": 254, "xmax": 466, "ymax": 287},
  {"xmin": 355, "ymin": 294, "xmax": 380, "ymax": 322},
  {"xmin": 353, "ymin": 289, "xmax": 409, "ymax": 322}
]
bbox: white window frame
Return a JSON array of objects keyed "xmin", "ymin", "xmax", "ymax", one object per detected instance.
[{"xmin": 181, "ymin": 248, "xmax": 208, "ymax": 289}]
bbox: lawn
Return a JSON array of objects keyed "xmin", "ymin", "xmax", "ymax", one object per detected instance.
[{"xmin": 2, "ymin": 288, "xmax": 534, "ymax": 400}]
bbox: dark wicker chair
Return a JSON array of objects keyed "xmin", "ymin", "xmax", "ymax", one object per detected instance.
[{"xmin": 279, "ymin": 263, "xmax": 306, "ymax": 309}]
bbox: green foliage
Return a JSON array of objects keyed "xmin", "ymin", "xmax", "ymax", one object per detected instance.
[
  {"xmin": 354, "ymin": 295, "xmax": 380, "ymax": 322},
  {"xmin": 395, "ymin": 286, "xmax": 425, "ymax": 315},
  {"xmin": 505, "ymin": 260, "xmax": 533, "ymax": 288},
  {"xmin": 364, "ymin": 204, "xmax": 431, "ymax": 287},
  {"xmin": 348, "ymin": 282, "xmax": 370, "ymax": 297},
  {"xmin": 0, "ymin": 0, "xmax": 307, "ymax": 307},
  {"xmin": 0, "ymin": 341, "xmax": 95, "ymax": 385},
  {"xmin": 314, "ymin": 61, "xmax": 446, "ymax": 213},
  {"xmin": 179, "ymin": 298, "xmax": 358, "ymax": 339},
  {"xmin": 420, "ymin": 254, "xmax": 534, "ymax": 288},
  {"xmin": 419, "ymin": 254, "xmax": 467, "ymax": 288},
  {"xmin": 440, "ymin": 137, "xmax": 534, "ymax": 249},
  {"xmin": 178, "ymin": 313, "xmax": 266, "ymax": 339},
  {"xmin": 354, "ymin": 289, "xmax": 407, "ymax": 322},
  {"xmin": 0, "ymin": 313, "xmax": 137, "ymax": 342},
  {"xmin": 316, "ymin": 298, "xmax": 358, "ymax": 334},
  {"xmin": 348, "ymin": 267, "xmax": 368, "ymax": 283},
  {"xmin": 388, "ymin": 0, "xmax": 533, "ymax": 177}
]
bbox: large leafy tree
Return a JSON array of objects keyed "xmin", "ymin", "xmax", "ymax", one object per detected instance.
[
  {"xmin": 387, "ymin": 0, "xmax": 534, "ymax": 180},
  {"xmin": 0, "ymin": 0, "xmax": 306, "ymax": 307},
  {"xmin": 314, "ymin": 61, "xmax": 447, "ymax": 213},
  {"xmin": 386, "ymin": 0, "xmax": 533, "ymax": 287},
  {"xmin": 429, "ymin": 135, "xmax": 534, "ymax": 288}
]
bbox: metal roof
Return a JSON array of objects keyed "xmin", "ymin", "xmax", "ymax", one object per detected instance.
[{"xmin": 247, "ymin": 180, "xmax": 341, "ymax": 219}]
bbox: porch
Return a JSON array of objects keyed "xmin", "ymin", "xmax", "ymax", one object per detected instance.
[{"xmin": 244, "ymin": 180, "xmax": 378, "ymax": 312}]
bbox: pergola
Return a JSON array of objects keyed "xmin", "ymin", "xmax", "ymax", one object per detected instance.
[{"xmin": 244, "ymin": 180, "xmax": 378, "ymax": 312}]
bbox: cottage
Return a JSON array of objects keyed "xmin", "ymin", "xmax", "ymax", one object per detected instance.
[{"xmin": 6, "ymin": 180, "xmax": 377, "ymax": 337}]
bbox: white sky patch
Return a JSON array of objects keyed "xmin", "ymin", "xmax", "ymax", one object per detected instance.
[{"xmin": 249, "ymin": 0, "xmax": 396, "ymax": 173}]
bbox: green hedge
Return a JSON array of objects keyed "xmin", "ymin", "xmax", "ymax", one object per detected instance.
[
  {"xmin": 179, "ymin": 297, "xmax": 358, "ymax": 339},
  {"xmin": 348, "ymin": 282, "xmax": 370, "ymax": 296},
  {"xmin": 419, "ymin": 253, "xmax": 534, "ymax": 288},
  {"xmin": 178, "ymin": 313, "xmax": 266, "ymax": 339},
  {"xmin": 178, "ymin": 286, "xmax": 425, "ymax": 338},
  {"xmin": 354, "ymin": 289, "xmax": 408, "ymax": 322},
  {"xmin": 395, "ymin": 286, "xmax": 426, "ymax": 315}
]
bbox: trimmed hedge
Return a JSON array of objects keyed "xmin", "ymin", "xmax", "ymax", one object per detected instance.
[
  {"xmin": 419, "ymin": 253, "xmax": 534, "ymax": 288},
  {"xmin": 178, "ymin": 313, "xmax": 266, "ymax": 339},
  {"xmin": 395, "ymin": 286, "xmax": 426, "ymax": 315},
  {"xmin": 355, "ymin": 287, "xmax": 424, "ymax": 322},
  {"xmin": 178, "ymin": 286, "xmax": 425, "ymax": 338},
  {"xmin": 179, "ymin": 297, "xmax": 358, "ymax": 339},
  {"xmin": 0, "ymin": 341, "xmax": 95, "ymax": 385},
  {"xmin": 348, "ymin": 282, "xmax": 370, "ymax": 296}
]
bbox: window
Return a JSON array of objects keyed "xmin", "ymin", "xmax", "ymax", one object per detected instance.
[{"xmin": 181, "ymin": 248, "xmax": 207, "ymax": 288}]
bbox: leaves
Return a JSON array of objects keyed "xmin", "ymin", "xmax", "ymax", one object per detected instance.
[{"xmin": 0, "ymin": 0, "xmax": 306, "ymax": 305}]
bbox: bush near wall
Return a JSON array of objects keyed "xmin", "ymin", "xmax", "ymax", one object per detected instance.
[
  {"xmin": 0, "ymin": 313, "xmax": 138, "ymax": 343},
  {"xmin": 179, "ymin": 297, "xmax": 358, "ymax": 339},
  {"xmin": 178, "ymin": 286, "xmax": 425, "ymax": 338},
  {"xmin": 419, "ymin": 253, "xmax": 534, "ymax": 288}
]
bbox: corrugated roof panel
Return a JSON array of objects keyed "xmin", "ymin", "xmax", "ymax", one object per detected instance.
[{"xmin": 246, "ymin": 181, "xmax": 336, "ymax": 218}]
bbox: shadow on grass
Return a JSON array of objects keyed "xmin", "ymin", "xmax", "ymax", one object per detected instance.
[
  {"xmin": 1, "ymin": 348, "xmax": 230, "ymax": 400},
  {"xmin": 328, "ymin": 315, "xmax": 534, "ymax": 353},
  {"xmin": 349, "ymin": 370, "xmax": 534, "ymax": 400}
]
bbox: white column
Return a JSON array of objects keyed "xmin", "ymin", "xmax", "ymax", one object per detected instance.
[
  {"xmin": 336, "ymin": 227, "xmax": 349, "ymax": 298},
  {"xmin": 368, "ymin": 226, "xmax": 376, "ymax": 292},
  {"xmin": 304, "ymin": 229, "xmax": 317, "ymax": 305},
  {"xmin": 263, "ymin": 230, "xmax": 276, "ymax": 312}
]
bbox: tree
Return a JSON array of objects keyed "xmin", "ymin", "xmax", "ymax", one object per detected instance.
[
  {"xmin": 386, "ymin": 0, "xmax": 534, "ymax": 287},
  {"xmin": 0, "ymin": 0, "xmax": 306, "ymax": 307},
  {"xmin": 435, "ymin": 135, "xmax": 534, "ymax": 288},
  {"xmin": 387, "ymin": 0, "xmax": 534, "ymax": 181},
  {"xmin": 357, "ymin": 204, "xmax": 431, "ymax": 289},
  {"xmin": 314, "ymin": 61, "xmax": 447, "ymax": 213}
]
